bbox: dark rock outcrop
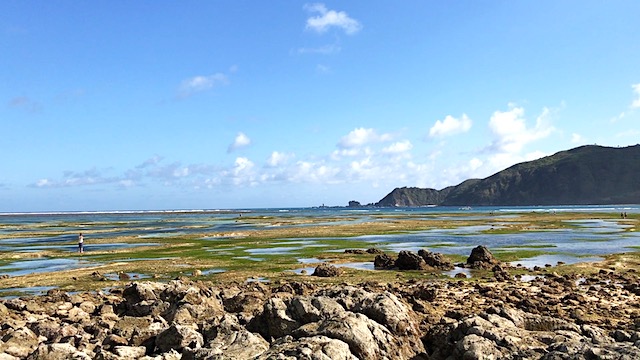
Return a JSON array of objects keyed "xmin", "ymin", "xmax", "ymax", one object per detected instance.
[
  {"xmin": 312, "ymin": 263, "xmax": 343, "ymax": 277},
  {"xmin": 467, "ymin": 245, "xmax": 500, "ymax": 269},
  {"xmin": 374, "ymin": 254, "xmax": 395, "ymax": 269},
  {"xmin": 418, "ymin": 249, "xmax": 454, "ymax": 270},
  {"xmin": 395, "ymin": 251, "xmax": 429, "ymax": 270}
]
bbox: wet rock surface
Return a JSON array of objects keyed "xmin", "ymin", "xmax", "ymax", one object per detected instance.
[{"xmin": 1, "ymin": 270, "xmax": 639, "ymax": 359}]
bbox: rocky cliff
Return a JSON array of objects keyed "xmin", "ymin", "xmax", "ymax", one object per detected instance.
[{"xmin": 375, "ymin": 144, "xmax": 640, "ymax": 207}]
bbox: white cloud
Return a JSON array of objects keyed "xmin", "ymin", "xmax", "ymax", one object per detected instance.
[
  {"xmin": 429, "ymin": 114, "xmax": 472, "ymax": 137},
  {"xmin": 632, "ymin": 83, "xmax": 640, "ymax": 108},
  {"xmin": 178, "ymin": 73, "xmax": 229, "ymax": 98},
  {"xmin": 487, "ymin": 105, "xmax": 555, "ymax": 154},
  {"xmin": 382, "ymin": 140, "xmax": 413, "ymax": 154},
  {"xmin": 289, "ymin": 160, "xmax": 341, "ymax": 184},
  {"xmin": 267, "ymin": 151, "xmax": 294, "ymax": 167},
  {"xmin": 35, "ymin": 179, "xmax": 52, "ymax": 188},
  {"xmin": 230, "ymin": 157, "xmax": 256, "ymax": 186},
  {"xmin": 571, "ymin": 133, "xmax": 586, "ymax": 144},
  {"xmin": 304, "ymin": 3, "xmax": 362, "ymax": 35},
  {"xmin": 338, "ymin": 128, "xmax": 392, "ymax": 149},
  {"xmin": 297, "ymin": 44, "xmax": 341, "ymax": 55},
  {"xmin": 228, "ymin": 132, "xmax": 251, "ymax": 153}
]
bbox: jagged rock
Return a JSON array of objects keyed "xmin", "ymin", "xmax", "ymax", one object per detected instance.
[
  {"xmin": 250, "ymin": 286, "xmax": 425, "ymax": 360},
  {"xmin": 418, "ymin": 249, "xmax": 454, "ymax": 270},
  {"xmin": 467, "ymin": 245, "xmax": 500, "ymax": 269},
  {"xmin": 374, "ymin": 253, "xmax": 395, "ymax": 269},
  {"xmin": 312, "ymin": 263, "xmax": 343, "ymax": 277},
  {"xmin": 293, "ymin": 312, "xmax": 413, "ymax": 360},
  {"xmin": 1, "ymin": 275, "xmax": 639, "ymax": 360},
  {"xmin": 0, "ymin": 327, "xmax": 40, "ymax": 358},
  {"xmin": 195, "ymin": 314, "xmax": 269, "ymax": 358},
  {"xmin": 395, "ymin": 250, "xmax": 429, "ymax": 270},
  {"xmin": 256, "ymin": 335, "xmax": 357, "ymax": 360},
  {"xmin": 26, "ymin": 343, "xmax": 92, "ymax": 360},
  {"xmin": 155, "ymin": 324, "xmax": 203, "ymax": 353},
  {"xmin": 113, "ymin": 345, "xmax": 147, "ymax": 358}
]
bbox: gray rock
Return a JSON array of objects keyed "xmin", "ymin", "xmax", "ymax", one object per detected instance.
[
  {"xmin": 201, "ymin": 314, "xmax": 269, "ymax": 359},
  {"xmin": 113, "ymin": 345, "xmax": 147, "ymax": 358},
  {"xmin": 26, "ymin": 343, "xmax": 92, "ymax": 360},
  {"xmin": 0, "ymin": 327, "xmax": 40, "ymax": 358},
  {"xmin": 155, "ymin": 324, "xmax": 203, "ymax": 353},
  {"xmin": 293, "ymin": 312, "xmax": 408, "ymax": 360},
  {"xmin": 256, "ymin": 335, "xmax": 357, "ymax": 360}
]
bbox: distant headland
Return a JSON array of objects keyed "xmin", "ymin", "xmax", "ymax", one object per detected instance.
[{"xmin": 349, "ymin": 144, "xmax": 640, "ymax": 207}]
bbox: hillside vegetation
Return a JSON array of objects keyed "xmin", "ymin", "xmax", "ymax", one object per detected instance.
[{"xmin": 375, "ymin": 145, "xmax": 640, "ymax": 206}]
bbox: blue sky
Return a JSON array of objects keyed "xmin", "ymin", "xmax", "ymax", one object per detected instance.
[{"xmin": 2, "ymin": 1, "xmax": 639, "ymax": 211}]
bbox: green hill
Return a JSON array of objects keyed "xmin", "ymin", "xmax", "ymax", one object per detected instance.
[{"xmin": 375, "ymin": 144, "xmax": 640, "ymax": 206}]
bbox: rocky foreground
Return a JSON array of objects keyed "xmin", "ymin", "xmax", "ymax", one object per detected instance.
[{"xmin": 0, "ymin": 263, "xmax": 639, "ymax": 360}]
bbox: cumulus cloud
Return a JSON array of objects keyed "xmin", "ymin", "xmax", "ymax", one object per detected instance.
[
  {"xmin": 429, "ymin": 114, "xmax": 472, "ymax": 137},
  {"xmin": 338, "ymin": 128, "xmax": 392, "ymax": 149},
  {"xmin": 382, "ymin": 140, "xmax": 413, "ymax": 154},
  {"xmin": 178, "ymin": 73, "xmax": 229, "ymax": 98},
  {"xmin": 267, "ymin": 151, "xmax": 294, "ymax": 167},
  {"xmin": 228, "ymin": 132, "xmax": 251, "ymax": 153},
  {"xmin": 304, "ymin": 3, "xmax": 362, "ymax": 35},
  {"xmin": 632, "ymin": 83, "xmax": 640, "ymax": 108},
  {"xmin": 487, "ymin": 105, "xmax": 555, "ymax": 154}
]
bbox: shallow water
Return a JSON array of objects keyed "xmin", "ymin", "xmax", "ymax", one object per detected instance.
[
  {"xmin": 103, "ymin": 272, "xmax": 150, "ymax": 281},
  {"xmin": 1, "ymin": 206, "xmax": 639, "ymax": 279},
  {"xmin": 200, "ymin": 268, "xmax": 226, "ymax": 275},
  {"xmin": 0, "ymin": 285, "xmax": 57, "ymax": 299},
  {"xmin": 510, "ymin": 254, "xmax": 603, "ymax": 269},
  {"xmin": 444, "ymin": 267, "xmax": 473, "ymax": 278},
  {"xmin": 0, "ymin": 257, "xmax": 98, "ymax": 277}
]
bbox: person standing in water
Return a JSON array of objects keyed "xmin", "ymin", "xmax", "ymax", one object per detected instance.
[{"xmin": 78, "ymin": 233, "xmax": 84, "ymax": 253}]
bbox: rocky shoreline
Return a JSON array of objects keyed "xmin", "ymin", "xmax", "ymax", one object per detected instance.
[{"xmin": 1, "ymin": 259, "xmax": 639, "ymax": 359}]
